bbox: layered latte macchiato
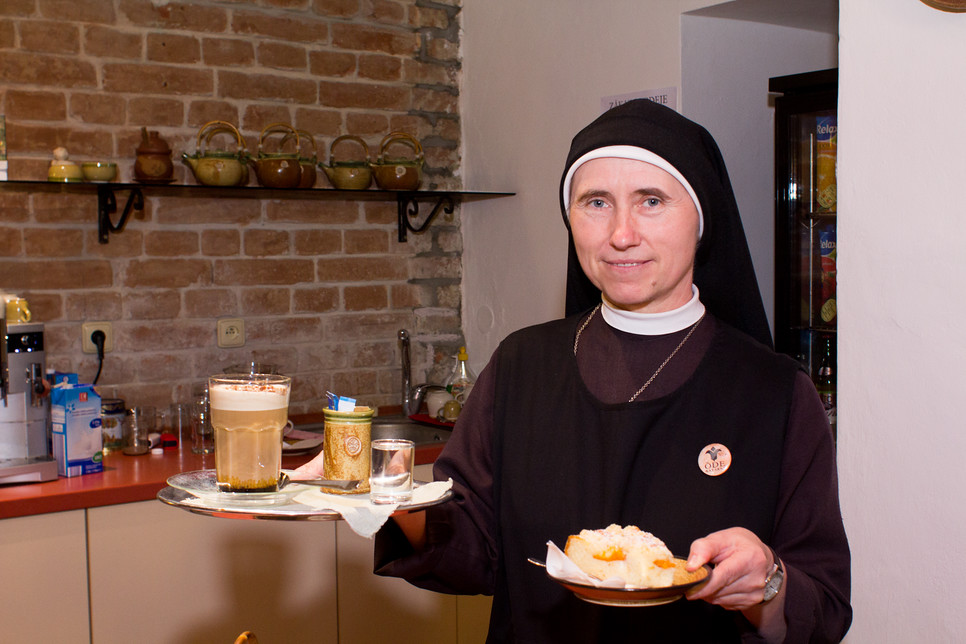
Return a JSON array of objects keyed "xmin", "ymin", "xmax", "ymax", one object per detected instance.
[{"xmin": 209, "ymin": 374, "xmax": 291, "ymax": 493}]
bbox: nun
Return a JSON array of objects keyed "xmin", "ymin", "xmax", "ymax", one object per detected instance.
[{"xmin": 372, "ymin": 99, "xmax": 852, "ymax": 643}]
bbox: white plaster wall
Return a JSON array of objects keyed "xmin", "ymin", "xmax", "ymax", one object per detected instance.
[
  {"xmin": 462, "ymin": 0, "xmax": 966, "ymax": 639},
  {"xmin": 459, "ymin": 0, "xmax": 686, "ymax": 370},
  {"xmin": 681, "ymin": 17, "xmax": 837, "ymax": 333},
  {"xmin": 838, "ymin": 0, "xmax": 966, "ymax": 640}
]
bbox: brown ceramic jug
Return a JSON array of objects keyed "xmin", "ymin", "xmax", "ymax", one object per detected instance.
[
  {"xmin": 280, "ymin": 129, "xmax": 318, "ymax": 189},
  {"xmin": 371, "ymin": 132, "xmax": 423, "ymax": 190},
  {"xmin": 250, "ymin": 123, "xmax": 302, "ymax": 189},
  {"xmin": 135, "ymin": 127, "xmax": 174, "ymax": 181}
]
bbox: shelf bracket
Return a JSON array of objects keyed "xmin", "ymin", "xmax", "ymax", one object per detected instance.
[
  {"xmin": 396, "ymin": 193, "xmax": 455, "ymax": 242},
  {"xmin": 97, "ymin": 185, "xmax": 144, "ymax": 244}
]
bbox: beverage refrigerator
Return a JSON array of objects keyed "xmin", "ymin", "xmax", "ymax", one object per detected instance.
[{"xmin": 769, "ymin": 68, "xmax": 838, "ymax": 438}]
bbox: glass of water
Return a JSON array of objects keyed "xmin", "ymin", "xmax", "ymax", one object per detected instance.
[{"xmin": 369, "ymin": 438, "xmax": 415, "ymax": 504}]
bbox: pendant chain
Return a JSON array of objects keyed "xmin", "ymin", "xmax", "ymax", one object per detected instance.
[{"xmin": 573, "ymin": 303, "xmax": 704, "ymax": 403}]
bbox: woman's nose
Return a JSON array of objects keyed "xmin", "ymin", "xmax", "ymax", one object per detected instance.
[{"xmin": 609, "ymin": 206, "xmax": 640, "ymax": 249}]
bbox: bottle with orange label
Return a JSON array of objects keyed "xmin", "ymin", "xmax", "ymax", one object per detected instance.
[
  {"xmin": 815, "ymin": 114, "xmax": 837, "ymax": 213},
  {"xmin": 818, "ymin": 224, "xmax": 836, "ymax": 326}
]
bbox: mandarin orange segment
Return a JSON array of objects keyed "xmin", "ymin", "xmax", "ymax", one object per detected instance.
[{"xmin": 592, "ymin": 545, "xmax": 626, "ymax": 562}]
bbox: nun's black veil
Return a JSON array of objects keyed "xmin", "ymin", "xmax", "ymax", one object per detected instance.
[{"xmin": 560, "ymin": 99, "xmax": 773, "ymax": 348}]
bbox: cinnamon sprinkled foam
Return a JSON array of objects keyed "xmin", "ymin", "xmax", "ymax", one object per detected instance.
[{"xmin": 209, "ymin": 382, "xmax": 290, "ymax": 411}]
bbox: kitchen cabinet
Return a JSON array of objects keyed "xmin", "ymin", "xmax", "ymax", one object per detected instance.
[
  {"xmin": 0, "ymin": 510, "xmax": 89, "ymax": 641},
  {"xmin": 335, "ymin": 464, "xmax": 490, "ymax": 644},
  {"xmin": 2, "ymin": 463, "xmax": 491, "ymax": 643},
  {"xmin": 0, "ymin": 180, "xmax": 514, "ymax": 244},
  {"xmin": 337, "ymin": 524, "xmax": 490, "ymax": 644},
  {"xmin": 87, "ymin": 500, "xmax": 341, "ymax": 644}
]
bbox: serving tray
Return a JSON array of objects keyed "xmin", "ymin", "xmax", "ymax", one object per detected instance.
[{"xmin": 157, "ymin": 479, "xmax": 451, "ymax": 521}]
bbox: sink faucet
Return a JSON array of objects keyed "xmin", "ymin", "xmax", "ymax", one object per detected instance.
[{"xmin": 398, "ymin": 329, "xmax": 445, "ymax": 417}]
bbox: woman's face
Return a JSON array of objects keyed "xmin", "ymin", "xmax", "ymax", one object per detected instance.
[{"xmin": 568, "ymin": 157, "xmax": 700, "ymax": 313}]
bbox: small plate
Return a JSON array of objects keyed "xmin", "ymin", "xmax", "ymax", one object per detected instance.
[
  {"xmin": 540, "ymin": 557, "xmax": 711, "ymax": 607},
  {"xmin": 283, "ymin": 429, "xmax": 323, "ymax": 455},
  {"xmin": 167, "ymin": 469, "xmax": 302, "ymax": 507}
]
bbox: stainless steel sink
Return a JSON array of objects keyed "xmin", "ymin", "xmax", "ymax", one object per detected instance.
[
  {"xmin": 293, "ymin": 416, "xmax": 451, "ymax": 447},
  {"xmin": 372, "ymin": 417, "xmax": 451, "ymax": 445}
]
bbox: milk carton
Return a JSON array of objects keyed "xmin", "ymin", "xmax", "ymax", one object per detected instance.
[{"xmin": 51, "ymin": 382, "xmax": 103, "ymax": 477}]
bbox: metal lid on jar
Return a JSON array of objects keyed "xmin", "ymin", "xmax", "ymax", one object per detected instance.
[{"xmin": 101, "ymin": 398, "xmax": 126, "ymax": 413}]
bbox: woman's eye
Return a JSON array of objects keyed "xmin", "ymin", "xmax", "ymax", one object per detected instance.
[
  {"xmin": 643, "ymin": 196, "xmax": 662, "ymax": 207},
  {"xmin": 588, "ymin": 198, "xmax": 607, "ymax": 208}
]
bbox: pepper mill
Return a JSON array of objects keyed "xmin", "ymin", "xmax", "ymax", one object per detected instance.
[{"xmin": 134, "ymin": 127, "xmax": 174, "ymax": 181}]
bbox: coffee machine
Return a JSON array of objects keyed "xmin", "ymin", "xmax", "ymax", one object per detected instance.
[{"xmin": 0, "ymin": 319, "xmax": 58, "ymax": 484}]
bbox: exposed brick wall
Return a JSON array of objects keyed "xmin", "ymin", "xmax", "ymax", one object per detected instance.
[{"xmin": 0, "ymin": 0, "xmax": 466, "ymax": 413}]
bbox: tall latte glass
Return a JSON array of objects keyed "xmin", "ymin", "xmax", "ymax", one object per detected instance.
[{"xmin": 209, "ymin": 374, "xmax": 291, "ymax": 493}]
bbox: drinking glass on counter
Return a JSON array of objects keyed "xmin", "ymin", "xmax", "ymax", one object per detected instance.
[
  {"xmin": 122, "ymin": 405, "xmax": 155, "ymax": 456},
  {"xmin": 189, "ymin": 401, "xmax": 214, "ymax": 455},
  {"xmin": 370, "ymin": 438, "xmax": 415, "ymax": 504},
  {"xmin": 161, "ymin": 403, "xmax": 191, "ymax": 446},
  {"xmin": 208, "ymin": 374, "xmax": 291, "ymax": 493}
]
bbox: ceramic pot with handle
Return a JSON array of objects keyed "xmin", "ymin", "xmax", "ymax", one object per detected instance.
[
  {"xmin": 371, "ymin": 132, "xmax": 423, "ymax": 191},
  {"xmin": 281, "ymin": 129, "xmax": 318, "ymax": 189},
  {"xmin": 182, "ymin": 120, "xmax": 249, "ymax": 187},
  {"xmin": 320, "ymin": 135, "xmax": 372, "ymax": 190},
  {"xmin": 251, "ymin": 123, "xmax": 302, "ymax": 189}
]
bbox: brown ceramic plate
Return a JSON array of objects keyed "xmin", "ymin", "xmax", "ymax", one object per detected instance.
[
  {"xmin": 920, "ymin": 0, "xmax": 966, "ymax": 12},
  {"xmin": 537, "ymin": 557, "xmax": 711, "ymax": 607}
]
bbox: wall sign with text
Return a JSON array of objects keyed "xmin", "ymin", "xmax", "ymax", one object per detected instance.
[{"xmin": 600, "ymin": 88, "xmax": 678, "ymax": 114}]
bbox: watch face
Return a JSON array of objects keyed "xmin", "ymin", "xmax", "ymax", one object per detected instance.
[{"xmin": 763, "ymin": 568, "xmax": 784, "ymax": 601}]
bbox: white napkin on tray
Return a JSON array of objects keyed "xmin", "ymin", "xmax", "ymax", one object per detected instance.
[
  {"xmin": 545, "ymin": 541, "xmax": 629, "ymax": 588},
  {"xmin": 294, "ymin": 478, "xmax": 453, "ymax": 539}
]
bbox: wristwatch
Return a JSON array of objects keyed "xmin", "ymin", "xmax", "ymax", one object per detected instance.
[{"xmin": 761, "ymin": 546, "xmax": 784, "ymax": 603}]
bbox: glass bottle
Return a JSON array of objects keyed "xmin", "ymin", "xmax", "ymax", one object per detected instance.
[
  {"xmin": 446, "ymin": 346, "xmax": 476, "ymax": 404},
  {"xmin": 815, "ymin": 334, "xmax": 836, "ymax": 438}
]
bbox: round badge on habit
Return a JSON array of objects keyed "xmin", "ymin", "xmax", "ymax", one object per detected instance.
[{"xmin": 698, "ymin": 443, "xmax": 732, "ymax": 477}]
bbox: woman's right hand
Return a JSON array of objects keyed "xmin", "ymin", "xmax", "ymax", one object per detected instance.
[{"xmin": 291, "ymin": 451, "xmax": 326, "ymax": 479}]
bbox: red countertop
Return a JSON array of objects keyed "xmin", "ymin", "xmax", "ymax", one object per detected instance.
[{"xmin": 0, "ymin": 438, "xmax": 444, "ymax": 520}]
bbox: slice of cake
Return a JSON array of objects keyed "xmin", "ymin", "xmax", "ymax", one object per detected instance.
[{"xmin": 564, "ymin": 524, "xmax": 676, "ymax": 588}]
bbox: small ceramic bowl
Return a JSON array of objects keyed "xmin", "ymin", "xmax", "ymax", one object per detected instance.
[
  {"xmin": 48, "ymin": 162, "xmax": 84, "ymax": 182},
  {"xmin": 81, "ymin": 162, "xmax": 118, "ymax": 182}
]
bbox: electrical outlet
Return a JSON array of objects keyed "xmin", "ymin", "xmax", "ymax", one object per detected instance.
[
  {"xmin": 81, "ymin": 322, "xmax": 114, "ymax": 354},
  {"xmin": 217, "ymin": 318, "xmax": 245, "ymax": 348}
]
